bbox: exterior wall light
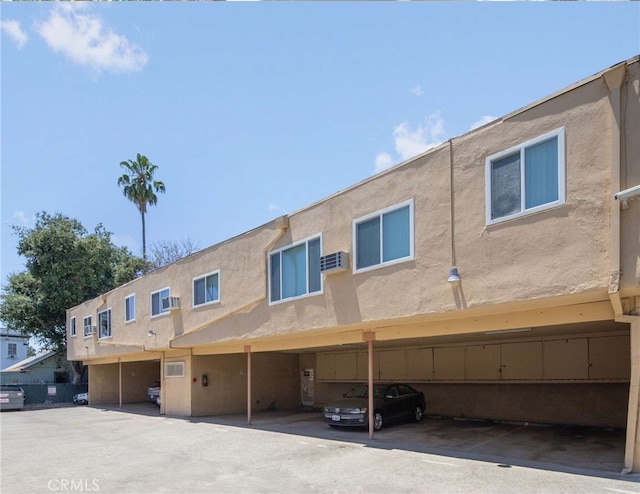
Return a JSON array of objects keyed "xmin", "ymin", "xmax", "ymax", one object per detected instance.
[
  {"xmin": 147, "ymin": 330, "xmax": 156, "ymax": 337},
  {"xmin": 447, "ymin": 267, "xmax": 461, "ymax": 283}
]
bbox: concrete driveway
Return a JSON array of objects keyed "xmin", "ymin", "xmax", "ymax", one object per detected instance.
[{"xmin": 1, "ymin": 405, "xmax": 639, "ymax": 494}]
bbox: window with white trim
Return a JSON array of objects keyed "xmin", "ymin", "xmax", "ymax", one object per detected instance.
[
  {"xmin": 8, "ymin": 343, "xmax": 17, "ymax": 358},
  {"xmin": 151, "ymin": 287, "xmax": 170, "ymax": 317},
  {"xmin": 486, "ymin": 128, "xmax": 565, "ymax": 224},
  {"xmin": 125, "ymin": 294, "xmax": 135, "ymax": 323},
  {"xmin": 98, "ymin": 308, "xmax": 112, "ymax": 339},
  {"xmin": 165, "ymin": 361, "xmax": 185, "ymax": 377},
  {"xmin": 353, "ymin": 200, "xmax": 414, "ymax": 272},
  {"xmin": 70, "ymin": 317, "xmax": 76, "ymax": 337},
  {"xmin": 83, "ymin": 315, "xmax": 93, "ymax": 338},
  {"xmin": 193, "ymin": 271, "xmax": 220, "ymax": 307},
  {"xmin": 269, "ymin": 236, "xmax": 322, "ymax": 303}
]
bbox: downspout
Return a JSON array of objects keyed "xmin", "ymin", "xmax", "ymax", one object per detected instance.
[{"xmin": 603, "ymin": 62, "xmax": 640, "ymax": 474}]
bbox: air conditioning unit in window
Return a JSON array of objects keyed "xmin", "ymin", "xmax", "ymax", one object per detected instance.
[
  {"xmin": 85, "ymin": 325, "xmax": 97, "ymax": 335},
  {"xmin": 320, "ymin": 251, "xmax": 349, "ymax": 274},
  {"xmin": 161, "ymin": 296, "xmax": 181, "ymax": 311}
]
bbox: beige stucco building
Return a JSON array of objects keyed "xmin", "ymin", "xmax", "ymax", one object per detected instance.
[{"xmin": 68, "ymin": 57, "xmax": 640, "ymax": 471}]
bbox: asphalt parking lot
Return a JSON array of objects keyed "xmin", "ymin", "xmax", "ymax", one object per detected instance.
[{"xmin": 1, "ymin": 405, "xmax": 639, "ymax": 493}]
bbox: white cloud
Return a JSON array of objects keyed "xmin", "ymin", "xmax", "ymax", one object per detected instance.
[
  {"xmin": 394, "ymin": 112, "xmax": 446, "ymax": 160},
  {"xmin": 374, "ymin": 153, "xmax": 393, "ymax": 173},
  {"xmin": 373, "ymin": 112, "xmax": 446, "ymax": 174},
  {"xmin": 470, "ymin": 115, "xmax": 498, "ymax": 131},
  {"xmin": 11, "ymin": 211, "xmax": 35, "ymax": 226},
  {"xmin": 1, "ymin": 19, "xmax": 28, "ymax": 49},
  {"xmin": 35, "ymin": 4, "xmax": 148, "ymax": 74},
  {"xmin": 409, "ymin": 85, "xmax": 423, "ymax": 97},
  {"xmin": 268, "ymin": 203, "xmax": 287, "ymax": 215}
]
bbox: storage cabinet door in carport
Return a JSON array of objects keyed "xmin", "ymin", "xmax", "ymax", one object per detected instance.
[
  {"xmin": 464, "ymin": 344, "xmax": 501, "ymax": 380},
  {"xmin": 588, "ymin": 335, "xmax": 630, "ymax": 380},
  {"xmin": 501, "ymin": 341, "xmax": 543, "ymax": 380},
  {"xmin": 543, "ymin": 338, "xmax": 588, "ymax": 380}
]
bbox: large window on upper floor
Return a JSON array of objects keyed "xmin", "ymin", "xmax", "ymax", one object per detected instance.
[
  {"xmin": 151, "ymin": 288, "xmax": 170, "ymax": 317},
  {"xmin": 98, "ymin": 308, "xmax": 111, "ymax": 339},
  {"xmin": 193, "ymin": 271, "xmax": 220, "ymax": 307},
  {"xmin": 125, "ymin": 294, "xmax": 135, "ymax": 323},
  {"xmin": 353, "ymin": 200, "xmax": 414, "ymax": 272},
  {"xmin": 269, "ymin": 236, "xmax": 322, "ymax": 303},
  {"xmin": 486, "ymin": 128, "xmax": 565, "ymax": 225}
]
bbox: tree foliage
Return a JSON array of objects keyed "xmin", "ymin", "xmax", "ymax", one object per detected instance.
[
  {"xmin": 148, "ymin": 239, "xmax": 200, "ymax": 270},
  {"xmin": 117, "ymin": 153, "xmax": 166, "ymax": 258},
  {"xmin": 0, "ymin": 212, "xmax": 146, "ymax": 352}
]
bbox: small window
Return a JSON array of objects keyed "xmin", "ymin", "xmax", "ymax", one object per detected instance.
[
  {"xmin": 151, "ymin": 288, "xmax": 170, "ymax": 317},
  {"xmin": 83, "ymin": 315, "xmax": 93, "ymax": 338},
  {"xmin": 486, "ymin": 128, "xmax": 565, "ymax": 224},
  {"xmin": 353, "ymin": 200, "xmax": 414, "ymax": 272},
  {"xmin": 269, "ymin": 236, "xmax": 322, "ymax": 304},
  {"xmin": 193, "ymin": 271, "xmax": 220, "ymax": 307},
  {"xmin": 165, "ymin": 361, "xmax": 185, "ymax": 378},
  {"xmin": 125, "ymin": 294, "xmax": 135, "ymax": 323},
  {"xmin": 70, "ymin": 317, "xmax": 76, "ymax": 337},
  {"xmin": 7, "ymin": 343, "xmax": 17, "ymax": 358},
  {"xmin": 97, "ymin": 308, "xmax": 112, "ymax": 339}
]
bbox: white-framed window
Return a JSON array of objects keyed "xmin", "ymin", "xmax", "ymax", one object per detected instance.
[
  {"xmin": 98, "ymin": 308, "xmax": 112, "ymax": 339},
  {"xmin": 165, "ymin": 361, "xmax": 185, "ymax": 378},
  {"xmin": 125, "ymin": 294, "xmax": 135, "ymax": 323},
  {"xmin": 193, "ymin": 271, "xmax": 220, "ymax": 307},
  {"xmin": 269, "ymin": 235, "xmax": 322, "ymax": 304},
  {"xmin": 353, "ymin": 199, "xmax": 414, "ymax": 272},
  {"xmin": 486, "ymin": 127, "xmax": 565, "ymax": 225},
  {"xmin": 7, "ymin": 343, "xmax": 17, "ymax": 358},
  {"xmin": 151, "ymin": 287, "xmax": 170, "ymax": 317},
  {"xmin": 70, "ymin": 316, "xmax": 76, "ymax": 337},
  {"xmin": 83, "ymin": 315, "xmax": 93, "ymax": 338}
]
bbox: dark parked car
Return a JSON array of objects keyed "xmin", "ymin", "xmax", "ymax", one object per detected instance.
[
  {"xmin": 324, "ymin": 383, "xmax": 425, "ymax": 431},
  {"xmin": 0, "ymin": 385, "xmax": 25, "ymax": 411}
]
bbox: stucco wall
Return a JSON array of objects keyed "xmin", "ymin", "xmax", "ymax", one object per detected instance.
[
  {"xmin": 191, "ymin": 352, "xmax": 299, "ymax": 417},
  {"xmin": 67, "ymin": 59, "xmax": 639, "ymax": 375},
  {"xmin": 88, "ymin": 364, "xmax": 119, "ymax": 405}
]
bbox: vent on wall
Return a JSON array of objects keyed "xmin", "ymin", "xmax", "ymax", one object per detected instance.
[
  {"xmin": 165, "ymin": 361, "xmax": 185, "ymax": 378},
  {"xmin": 320, "ymin": 251, "xmax": 349, "ymax": 274}
]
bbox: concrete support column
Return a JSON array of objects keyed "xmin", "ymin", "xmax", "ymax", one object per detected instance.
[
  {"xmin": 625, "ymin": 319, "xmax": 640, "ymax": 473},
  {"xmin": 363, "ymin": 331, "xmax": 376, "ymax": 440},
  {"xmin": 245, "ymin": 345, "xmax": 252, "ymax": 425},
  {"xmin": 118, "ymin": 358, "xmax": 122, "ymax": 409}
]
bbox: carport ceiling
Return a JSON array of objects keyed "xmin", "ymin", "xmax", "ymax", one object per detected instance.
[{"xmin": 285, "ymin": 320, "xmax": 628, "ymax": 354}]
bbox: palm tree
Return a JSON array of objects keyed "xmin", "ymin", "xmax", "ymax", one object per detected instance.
[{"xmin": 117, "ymin": 153, "xmax": 166, "ymax": 259}]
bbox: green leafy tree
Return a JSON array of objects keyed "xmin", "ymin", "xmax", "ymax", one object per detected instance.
[
  {"xmin": 117, "ymin": 153, "xmax": 166, "ymax": 258},
  {"xmin": 0, "ymin": 212, "xmax": 146, "ymax": 382}
]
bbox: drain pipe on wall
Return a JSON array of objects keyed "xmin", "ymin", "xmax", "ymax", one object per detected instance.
[{"xmin": 603, "ymin": 62, "xmax": 640, "ymax": 474}]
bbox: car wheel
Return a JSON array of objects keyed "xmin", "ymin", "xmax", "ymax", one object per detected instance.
[
  {"xmin": 373, "ymin": 411, "xmax": 383, "ymax": 431},
  {"xmin": 414, "ymin": 406, "xmax": 423, "ymax": 422}
]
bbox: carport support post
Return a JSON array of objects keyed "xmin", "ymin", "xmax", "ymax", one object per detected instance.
[
  {"xmin": 245, "ymin": 345, "xmax": 252, "ymax": 425},
  {"xmin": 363, "ymin": 332, "xmax": 376, "ymax": 440},
  {"xmin": 625, "ymin": 319, "xmax": 640, "ymax": 472},
  {"xmin": 118, "ymin": 358, "xmax": 122, "ymax": 409}
]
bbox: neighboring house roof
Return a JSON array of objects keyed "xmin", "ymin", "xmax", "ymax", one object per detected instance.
[
  {"xmin": 0, "ymin": 328, "xmax": 30, "ymax": 339},
  {"xmin": 1, "ymin": 351, "xmax": 59, "ymax": 373}
]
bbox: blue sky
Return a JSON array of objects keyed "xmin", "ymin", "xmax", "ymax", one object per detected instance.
[{"xmin": 1, "ymin": 2, "xmax": 639, "ymax": 281}]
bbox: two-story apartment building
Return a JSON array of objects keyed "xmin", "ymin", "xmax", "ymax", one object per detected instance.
[{"xmin": 68, "ymin": 57, "xmax": 640, "ymax": 471}]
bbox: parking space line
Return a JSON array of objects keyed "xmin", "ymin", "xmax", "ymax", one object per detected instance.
[
  {"xmin": 213, "ymin": 428, "xmax": 228, "ymax": 433},
  {"xmin": 463, "ymin": 426, "xmax": 523, "ymax": 451},
  {"xmin": 604, "ymin": 489, "xmax": 640, "ymax": 494},
  {"xmin": 422, "ymin": 459, "xmax": 460, "ymax": 467},
  {"xmin": 316, "ymin": 444, "xmax": 329, "ymax": 448}
]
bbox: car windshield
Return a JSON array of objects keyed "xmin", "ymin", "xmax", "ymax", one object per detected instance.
[{"xmin": 343, "ymin": 384, "xmax": 387, "ymax": 399}]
